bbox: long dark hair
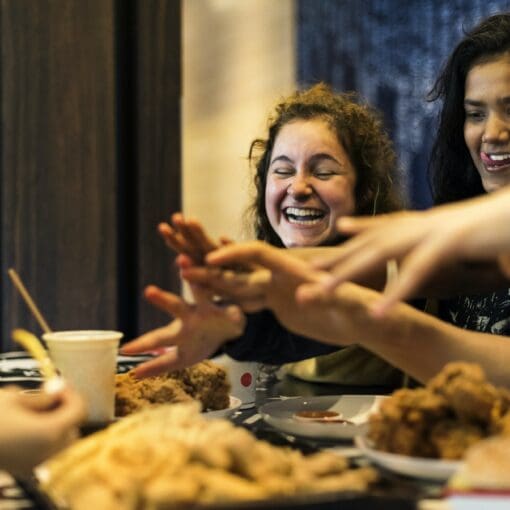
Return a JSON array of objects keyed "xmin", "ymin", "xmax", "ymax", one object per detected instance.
[
  {"xmin": 428, "ymin": 13, "xmax": 510, "ymax": 205},
  {"xmin": 246, "ymin": 83, "xmax": 403, "ymax": 246}
]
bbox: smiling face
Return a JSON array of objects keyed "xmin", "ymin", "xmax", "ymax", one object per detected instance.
[
  {"xmin": 464, "ymin": 53, "xmax": 510, "ymax": 193},
  {"xmin": 264, "ymin": 119, "xmax": 356, "ymax": 247}
]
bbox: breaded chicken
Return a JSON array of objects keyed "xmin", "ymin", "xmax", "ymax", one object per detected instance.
[{"xmin": 115, "ymin": 360, "xmax": 230, "ymax": 416}]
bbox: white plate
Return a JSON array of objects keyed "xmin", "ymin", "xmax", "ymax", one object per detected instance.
[
  {"xmin": 259, "ymin": 395, "xmax": 385, "ymax": 440},
  {"xmin": 204, "ymin": 396, "xmax": 242, "ymax": 419},
  {"xmin": 355, "ymin": 435, "xmax": 463, "ymax": 482}
]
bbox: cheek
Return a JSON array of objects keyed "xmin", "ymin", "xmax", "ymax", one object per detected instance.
[
  {"xmin": 322, "ymin": 179, "xmax": 356, "ymax": 217},
  {"xmin": 464, "ymin": 125, "xmax": 480, "ymax": 156},
  {"xmin": 264, "ymin": 180, "xmax": 285, "ymax": 220}
]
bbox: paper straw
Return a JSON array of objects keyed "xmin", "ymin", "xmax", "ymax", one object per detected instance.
[{"xmin": 8, "ymin": 268, "xmax": 52, "ymax": 334}]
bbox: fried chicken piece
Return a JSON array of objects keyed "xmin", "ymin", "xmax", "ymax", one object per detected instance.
[
  {"xmin": 427, "ymin": 362, "xmax": 499, "ymax": 424},
  {"xmin": 168, "ymin": 360, "xmax": 231, "ymax": 410},
  {"xmin": 114, "ymin": 361, "xmax": 230, "ymax": 416},
  {"xmin": 368, "ymin": 388, "xmax": 449, "ymax": 457},
  {"xmin": 429, "ymin": 419, "xmax": 485, "ymax": 460},
  {"xmin": 115, "ymin": 372, "xmax": 193, "ymax": 417}
]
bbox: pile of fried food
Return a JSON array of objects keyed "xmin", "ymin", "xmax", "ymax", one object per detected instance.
[
  {"xmin": 368, "ymin": 361, "xmax": 510, "ymax": 459},
  {"xmin": 115, "ymin": 360, "xmax": 230, "ymax": 416},
  {"xmin": 39, "ymin": 403, "xmax": 377, "ymax": 510}
]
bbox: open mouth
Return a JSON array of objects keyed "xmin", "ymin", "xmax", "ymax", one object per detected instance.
[
  {"xmin": 481, "ymin": 152, "xmax": 510, "ymax": 171},
  {"xmin": 283, "ymin": 207, "xmax": 326, "ymax": 225}
]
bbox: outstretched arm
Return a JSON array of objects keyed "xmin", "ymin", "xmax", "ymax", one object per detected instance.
[
  {"xmin": 305, "ymin": 188, "xmax": 510, "ymax": 316},
  {"xmin": 205, "ymin": 241, "xmax": 510, "ymax": 386}
]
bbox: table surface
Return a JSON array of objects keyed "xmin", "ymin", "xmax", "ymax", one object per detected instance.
[{"xmin": 0, "ymin": 354, "xmax": 451, "ymax": 510}]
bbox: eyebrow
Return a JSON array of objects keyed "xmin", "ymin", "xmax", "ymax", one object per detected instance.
[
  {"xmin": 269, "ymin": 153, "xmax": 342, "ymax": 166},
  {"xmin": 464, "ymin": 97, "xmax": 510, "ymax": 106}
]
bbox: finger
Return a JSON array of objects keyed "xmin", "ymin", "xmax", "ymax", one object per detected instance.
[
  {"xmin": 18, "ymin": 390, "xmax": 60, "ymax": 412},
  {"xmin": 310, "ymin": 234, "xmax": 375, "ymax": 270},
  {"xmin": 176, "ymin": 253, "xmax": 196, "ymax": 270},
  {"xmin": 185, "ymin": 218, "xmax": 219, "ymax": 253},
  {"xmin": 184, "ymin": 267, "xmax": 267, "ymax": 301},
  {"xmin": 319, "ymin": 244, "xmax": 395, "ymax": 291},
  {"xmin": 131, "ymin": 348, "xmax": 181, "ymax": 378},
  {"xmin": 120, "ymin": 322, "xmax": 183, "ymax": 354},
  {"xmin": 144, "ymin": 285, "xmax": 189, "ymax": 317},
  {"xmin": 158, "ymin": 222, "xmax": 190, "ymax": 254},
  {"xmin": 169, "ymin": 214, "xmax": 206, "ymax": 262},
  {"xmin": 219, "ymin": 236, "xmax": 233, "ymax": 246},
  {"xmin": 207, "ymin": 243, "xmax": 312, "ymax": 280},
  {"xmin": 370, "ymin": 238, "xmax": 451, "ymax": 317},
  {"xmin": 176, "ymin": 217, "xmax": 212, "ymax": 262},
  {"xmin": 181, "ymin": 266, "xmax": 224, "ymax": 285},
  {"xmin": 336, "ymin": 214, "xmax": 390, "ymax": 234},
  {"xmin": 49, "ymin": 389, "xmax": 86, "ymax": 427}
]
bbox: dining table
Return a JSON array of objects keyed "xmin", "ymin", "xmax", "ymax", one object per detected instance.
[{"xmin": 0, "ymin": 353, "xmax": 452, "ymax": 510}]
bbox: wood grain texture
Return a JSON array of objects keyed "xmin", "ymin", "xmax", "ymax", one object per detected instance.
[
  {"xmin": 0, "ymin": 0, "xmax": 182, "ymax": 350},
  {"xmin": 133, "ymin": 0, "xmax": 182, "ymax": 336},
  {"xmin": 0, "ymin": 0, "xmax": 118, "ymax": 349}
]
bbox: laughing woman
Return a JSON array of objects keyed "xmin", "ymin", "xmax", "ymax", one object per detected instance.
[{"xmin": 123, "ymin": 83, "xmax": 407, "ymax": 388}]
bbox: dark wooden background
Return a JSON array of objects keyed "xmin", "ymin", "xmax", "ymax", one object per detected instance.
[{"xmin": 0, "ymin": 0, "xmax": 181, "ymax": 350}]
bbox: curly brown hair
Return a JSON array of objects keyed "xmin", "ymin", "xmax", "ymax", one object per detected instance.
[{"xmin": 246, "ymin": 83, "xmax": 404, "ymax": 246}]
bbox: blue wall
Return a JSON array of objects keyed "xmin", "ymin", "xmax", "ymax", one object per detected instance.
[{"xmin": 297, "ymin": 0, "xmax": 509, "ymax": 209}]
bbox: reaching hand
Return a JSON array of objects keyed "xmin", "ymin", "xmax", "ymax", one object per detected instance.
[
  {"xmin": 158, "ymin": 213, "xmax": 231, "ymax": 264},
  {"xmin": 0, "ymin": 386, "xmax": 85, "ymax": 477},
  {"xmin": 121, "ymin": 284, "xmax": 246, "ymax": 377},
  {"xmin": 203, "ymin": 241, "xmax": 352, "ymax": 340},
  {"xmin": 300, "ymin": 188, "xmax": 510, "ymax": 316}
]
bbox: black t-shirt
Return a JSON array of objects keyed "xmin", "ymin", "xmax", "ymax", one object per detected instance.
[
  {"xmin": 223, "ymin": 309, "xmax": 338, "ymax": 364},
  {"xmin": 438, "ymin": 288, "xmax": 510, "ymax": 335}
]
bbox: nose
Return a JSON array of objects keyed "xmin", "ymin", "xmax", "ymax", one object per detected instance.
[
  {"xmin": 287, "ymin": 174, "xmax": 313, "ymax": 197},
  {"xmin": 482, "ymin": 113, "xmax": 510, "ymax": 144}
]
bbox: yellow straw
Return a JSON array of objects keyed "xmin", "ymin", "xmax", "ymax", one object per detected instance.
[{"xmin": 12, "ymin": 328, "xmax": 57, "ymax": 380}]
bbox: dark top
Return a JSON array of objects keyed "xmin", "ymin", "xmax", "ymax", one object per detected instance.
[
  {"xmin": 438, "ymin": 288, "xmax": 510, "ymax": 336},
  {"xmin": 223, "ymin": 309, "xmax": 339, "ymax": 364}
]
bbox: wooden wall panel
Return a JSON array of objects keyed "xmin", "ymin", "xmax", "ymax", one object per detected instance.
[
  {"xmin": 0, "ymin": 0, "xmax": 182, "ymax": 350},
  {"xmin": 0, "ymin": 0, "xmax": 118, "ymax": 348},
  {"xmin": 133, "ymin": 0, "xmax": 182, "ymax": 336}
]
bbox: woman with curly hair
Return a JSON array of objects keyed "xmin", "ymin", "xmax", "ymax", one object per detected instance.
[
  {"xmin": 248, "ymin": 83, "xmax": 402, "ymax": 247},
  {"xmin": 123, "ymin": 83, "xmax": 407, "ymax": 388}
]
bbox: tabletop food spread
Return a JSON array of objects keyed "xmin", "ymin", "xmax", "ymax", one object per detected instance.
[{"xmin": 1, "ymin": 353, "xmax": 509, "ymax": 510}]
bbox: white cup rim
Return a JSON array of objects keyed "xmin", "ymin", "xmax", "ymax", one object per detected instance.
[{"xmin": 43, "ymin": 330, "xmax": 123, "ymax": 341}]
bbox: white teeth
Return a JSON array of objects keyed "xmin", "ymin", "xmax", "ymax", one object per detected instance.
[
  {"xmin": 489, "ymin": 153, "xmax": 510, "ymax": 161},
  {"xmin": 287, "ymin": 217, "xmax": 323, "ymax": 225},
  {"xmin": 285, "ymin": 207, "xmax": 323, "ymax": 217},
  {"xmin": 284, "ymin": 207, "xmax": 325, "ymax": 226}
]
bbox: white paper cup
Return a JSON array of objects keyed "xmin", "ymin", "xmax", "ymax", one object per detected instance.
[
  {"xmin": 213, "ymin": 355, "xmax": 259, "ymax": 409},
  {"xmin": 42, "ymin": 330, "xmax": 122, "ymax": 424}
]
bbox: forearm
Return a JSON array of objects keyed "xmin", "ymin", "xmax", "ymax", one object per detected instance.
[
  {"xmin": 358, "ymin": 299, "xmax": 510, "ymax": 386},
  {"xmin": 294, "ymin": 282, "xmax": 510, "ymax": 386}
]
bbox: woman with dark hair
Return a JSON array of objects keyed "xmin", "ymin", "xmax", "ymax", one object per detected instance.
[
  {"xmin": 427, "ymin": 13, "xmax": 510, "ymax": 337},
  {"xmin": 122, "ymin": 83, "xmax": 406, "ymax": 387},
  {"xmin": 295, "ymin": 13, "xmax": 510, "ymax": 334},
  {"xmin": 428, "ymin": 12, "xmax": 510, "ymax": 205}
]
